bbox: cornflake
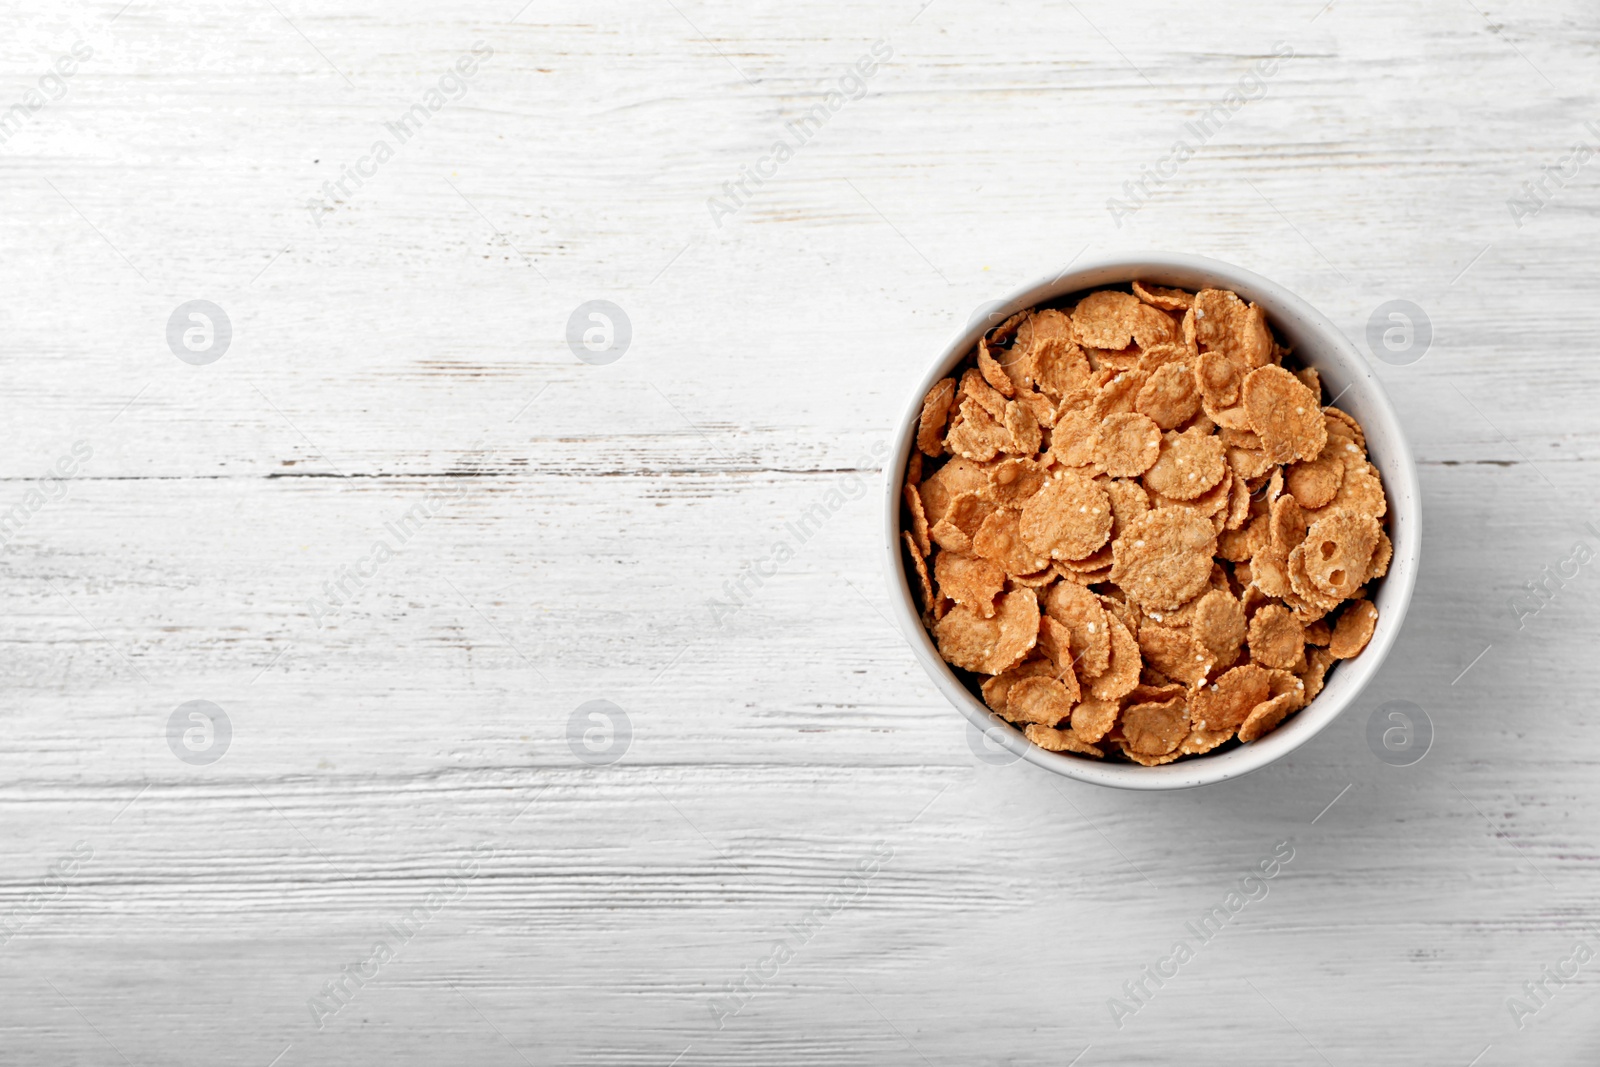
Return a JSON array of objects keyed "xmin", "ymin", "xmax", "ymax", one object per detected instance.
[
  {"xmin": 903, "ymin": 281, "xmax": 1393, "ymax": 764},
  {"xmin": 1095, "ymin": 413, "xmax": 1162, "ymax": 477},
  {"xmin": 1019, "ymin": 473, "xmax": 1113, "ymax": 561}
]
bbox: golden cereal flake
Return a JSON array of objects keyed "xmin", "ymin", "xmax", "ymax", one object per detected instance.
[
  {"xmin": 1242, "ymin": 366, "xmax": 1327, "ymax": 465},
  {"xmin": 1250, "ymin": 537, "xmax": 1292, "ymax": 599},
  {"xmin": 986, "ymin": 457, "xmax": 1049, "ymax": 509},
  {"xmin": 1226, "ymin": 445, "xmax": 1273, "ymax": 481},
  {"xmin": 943, "ymin": 491, "xmax": 996, "ymax": 543},
  {"xmin": 973, "ymin": 507, "xmax": 1052, "ymax": 575},
  {"xmin": 1329, "ymin": 598, "xmax": 1379, "ymax": 659},
  {"xmin": 1247, "ymin": 603, "xmax": 1306, "ymax": 671},
  {"xmin": 980, "ymin": 656, "xmax": 1056, "ymax": 712},
  {"xmin": 1135, "ymin": 361, "xmax": 1201, "ymax": 430},
  {"xmin": 934, "ymin": 551, "xmax": 1008, "ymax": 619},
  {"xmin": 920, "ymin": 457, "xmax": 988, "ymax": 524},
  {"xmin": 1087, "ymin": 345, "xmax": 1143, "ymax": 373},
  {"xmin": 1036, "ymin": 614, "xmax": 1072, "ymax": 668},
  {"xmin": 1143, "ymin": 427, "xmax": 1227, "ymax": 501},
  {"xmin": 1114, "ymin": 743, "xmax": 1184, "ymax": 766},
  {"xmin": 986, "ymin": 309, "xmax": 1029, "ymax": 344},
  {"xmin": 1193, "ymin": 289, "xmax": 1273, "ymax": 369},
  {"xmin": 1015, "ymin": 389, "xmax": 1057, "ymax": 431},
  {"xmin": 1088, "ymin": 613, "xmax": 1143, "ymax": 701},
  {"xmin": 1219, "ymin": 427, "xmax": 1262, "ymax": 449},
  {"xmin": 1224, "ymin": 473, "xmax": 1252, "ymax": 531},
  {"xmin": 1148, "ymin": 466, "xmax": 1232, "ymax": 518},
  {"xmin": 1094, "ymin": 413, "xmax": 1162, "ymax": 477},
  {"xmin": 1238, "ymin": 692, "xmax": 1298, "ymax": 743},
  {"xmin": 1269, "ymin": 493, "xmax": 1309, "ymax": 556},
  {"xmin": 1060, "ymin": 544, "xmax": 1115, "ymax": 573},
  {"xmin": 903, "ymin": 482, "xmax": 930, "ymax": 557},
  {"xmin": 1368, "ymin": 528, "xmax": 1393, "ymax": 580},
  {"xmin": 929, "ymin": 519, "xmax": 969, "ymax": 554},
  {"xmin": 1309, "ymin": 454, "xmax": 1387, "ymax": 522},
  {"xmin": 1133, "ymin": 280, "xmax": 1194, "ymax": 310},
  {"xmin": 1006, "ymin": 674, "xmax": 1079, "ymax": 725},
  {"xmin": 1323, "ymin": 406, "xmax": 1367, "ymax": 453},
  {"xmin": 1128, "ymin": 681, "xmax": 1187, "ymax": 705},
  {"xmin": 1190, "ymin": 663, "xmax": 1272, "ymax": 732},
  {"xmin": 992, "ymin": 337, "xmax": 1035, "ymax": 396},
  {"xmin": 945, "ymin": 397, "xmax": 1009, "ymax": 462},
  {"xmin": 1265, "ymin": 667, "xmax": 1307, "ymax": 710},
  {"xmin": 1024, "ymin": 723, "xmax": 1104, "ymax": 757},
  {"xmin": 1122, "ymin": 697, "xmax": 1190, "ymax": 756},
  {"xmin": 1265, "ymin": 466, "xmax": 1285, "ymax": 504},
  {"xmin": 959, "ymin": 367, "xmax": 1009, "ymax": 420},
  {"xmin": 1192, "ymin": 587, "xmax": 1247, "ymax": 663},
  {"xmin": 1130, "ymin": 303, "xmax": 1179, "ymax": 348},
  {"xmin": 1099, "ymin": 590, "xmax": 1139, "ymax": 635},
  {"xmin": 1302, "ymin": 508, "xmax": 1381, "ymax": 600},
  {"xmin": 1110, "ymin": 509, "xmax": 1217, "ymax": 610},
  {"xmin": 1001, "ymin": 400, "xmax": 1043, "ymax": 456},
  {"xmin": 904, "ymin": 532, "xmax": 935, "ymax": 612},
  {"xmin": 1286, "ymin": 441, "xmax": 1345, "ymax": 509},
  {"xmin": 1285, "ymin": 543, "xmax": 1342, "ymax": 620},
  {"xmin": 933, "ymin": 587, "xmax": 1040, "ymax": 675},
  {"xmin": 1071, "ymin": 697, "xmax": 1121, "ymax": 743},
  {"xmin": 1136, "ymin": 622, "xmax": 1215, "ymax": 686},
  {"xmin": 917, "ymin": 377, "xmax": 957, "ymax": 456},
  {"xmin": 1033, "ymin": 341, "xmax": 1096, "ymax": 405},
  {"xmin": 1072, "ymin": 290, "xmax": 1145, "ymax": 348},
  {"xmin": 1058, "ymin": 563, "xmax": 1113, "ymax": 586},
  {"xmin": 1044, "ymin": 581, "xmax": 1113, "ymax": 676},
  {"xmin": 1019, "ymin": 473, "xmax": 1113, "ymax": 562},
  {"xmin": 1090, "ymin": 369, "xmax": 1149, "ymax": 420},
  {"xmin": 977, "ymin": 338, "xmax": 1016, "ymax": 398},
  {"xmin": 1176, "ymin": 723, "xmax": 1235, "ymax": 757},
  {"xmin": 1008, "ymin": 566, "xmax": 1058, "ymax": 587},
  {"xmin": 1050, "ymin": 409, "xmax": 1101, "ymax": 469},
  {"xmin": 1138, "ymin": 600, "xmax": 1190, "ymax": 632},
  {"xmin": 1297, "ymin": 646, "xmax": 1337, "ymax": 702},
  {"xmin": 1136, "ymin": 341, "xmax": 1191, "ymax": 375},
  {"xmin": 1015, "ymin": 308, "xmax": 1076, "ymax": 358},
  {"xmin": 1104, "ymin": 477, "xmax": 1152, "ymax": 539}
]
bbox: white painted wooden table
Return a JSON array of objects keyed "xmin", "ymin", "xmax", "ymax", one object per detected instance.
[{"xmin": 4, "ymin": 1, "xmax": 1599, "ymax": 1063}]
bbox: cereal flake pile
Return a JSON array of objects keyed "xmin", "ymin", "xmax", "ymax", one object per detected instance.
[{"xmin": 902, "ymin": 283, "xmax": 1391, "ymax": 765}]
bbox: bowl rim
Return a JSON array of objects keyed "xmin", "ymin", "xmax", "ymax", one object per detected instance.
[{"xmin": 881, "ymin": 252, "xmax": 1421, "ymax": 790}]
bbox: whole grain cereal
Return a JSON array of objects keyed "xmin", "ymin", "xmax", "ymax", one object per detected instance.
[{"xmin": 902, "ymin": 281, "xmax": 1393, "ymax": 764}]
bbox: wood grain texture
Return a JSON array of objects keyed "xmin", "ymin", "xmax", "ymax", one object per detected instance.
[{"xmin": 3, "ymin": 0, "xmax": 1600, "ymax": 1063}]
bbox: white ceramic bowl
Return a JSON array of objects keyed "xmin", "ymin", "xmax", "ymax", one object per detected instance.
[{"xmin": 883, "ymin": 254, "xmax": 1420, "ymax": 790}]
